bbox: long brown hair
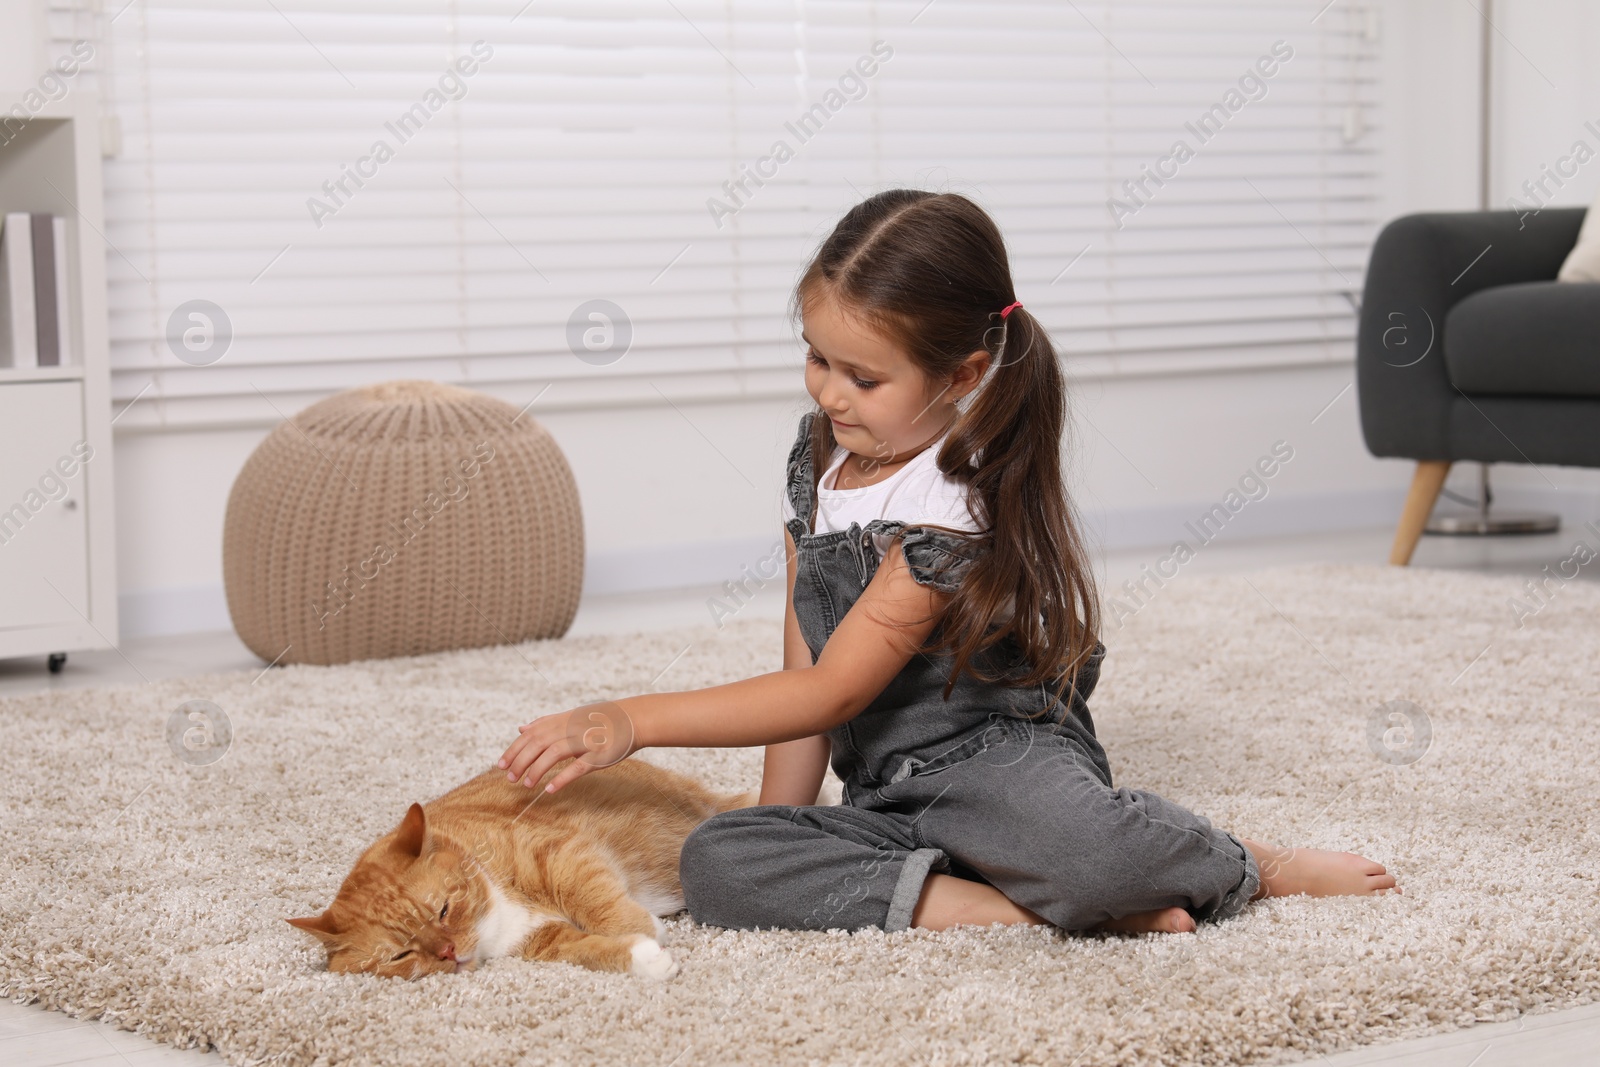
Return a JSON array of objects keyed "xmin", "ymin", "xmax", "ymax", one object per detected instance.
[{"xmin": 794, "ymin": 189, "xmax": 1100, "ymax": 707}]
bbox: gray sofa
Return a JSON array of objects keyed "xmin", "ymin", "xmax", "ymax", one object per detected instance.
[{"xmin": 1356, "ymin": 207, "xmax": 1600, "ymax": 564}]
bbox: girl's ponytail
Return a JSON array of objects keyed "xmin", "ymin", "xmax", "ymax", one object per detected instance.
[{"xmin": 938, "ymin": 303, "xmax": 1101, "ymax": 706}]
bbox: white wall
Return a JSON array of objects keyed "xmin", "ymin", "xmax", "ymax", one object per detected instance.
[
  {"xmin": 1490, "ymin": 0, "xmax": 1600, "ymax": 212},
  {"xmin": 0, "ymin": 0, "xmax": 46, "ymax": 100},
  {"xmin": 78, "ymin": 0, "xmax": 1600, "ymax": 640}
]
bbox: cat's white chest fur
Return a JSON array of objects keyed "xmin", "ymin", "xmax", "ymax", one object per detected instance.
[{"xmin": 471, "ymin": 873, "xmax": 547, "ymax": 959}]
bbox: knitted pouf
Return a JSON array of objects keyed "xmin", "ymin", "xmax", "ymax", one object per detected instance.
[{"xmin": 223, "ymin": 380, "xmax": 583, "ymax": 666}]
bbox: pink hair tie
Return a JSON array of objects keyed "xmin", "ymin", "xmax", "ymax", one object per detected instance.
[{"xmin": 999, "ymin": 300, "xmax": 1023, "ymax": 319}]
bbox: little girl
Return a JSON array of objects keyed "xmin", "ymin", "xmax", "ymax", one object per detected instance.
[{"xmin": 499, "ymin": 189, "xmax": 1396, "ymax": 935}]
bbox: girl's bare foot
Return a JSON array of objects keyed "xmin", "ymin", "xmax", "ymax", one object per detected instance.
[
  {"xmin": 1095, "ymin": 906, "xmax": 1196, "ymax": 934},
  {"xmin": 1243, "ymin": 839, "xmax": 1399, "ymax": 898}
]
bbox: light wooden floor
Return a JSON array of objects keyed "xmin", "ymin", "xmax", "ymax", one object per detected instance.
[{"xmin": 3, "ymin": 524, "xmax": 1597, "ymax": 1066}]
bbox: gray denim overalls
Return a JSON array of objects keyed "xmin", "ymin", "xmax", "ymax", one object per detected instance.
[{"xmin": 680, "ymin": 413, "xmax": 1260, "ymax": 932}]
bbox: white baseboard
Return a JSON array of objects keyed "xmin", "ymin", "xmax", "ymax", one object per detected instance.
[
  {"xmin": 1082, "ymin": 487, "xmax": 1409, "ymax": 552},
  {"xmin": 117, "ymin": 583, "xmax": 235, "ymax": 642},
  {"xmin": 115, "ymin": 485, "xmax": 1600, "ymax": 640}
]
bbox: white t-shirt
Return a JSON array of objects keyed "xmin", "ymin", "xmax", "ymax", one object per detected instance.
[{"xmin": 781, "ymin": 431, "xmax": 981, "ymax": 560}]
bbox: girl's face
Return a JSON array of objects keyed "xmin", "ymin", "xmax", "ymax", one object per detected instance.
[{"xmin": 801, "ymin": 292, "xmax": 986, "ymax": 464}]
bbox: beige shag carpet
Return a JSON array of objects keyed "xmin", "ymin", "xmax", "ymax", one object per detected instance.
[{"xmin": 3, "ymin": 563, "xmax": 1598, "ymax": 1066}]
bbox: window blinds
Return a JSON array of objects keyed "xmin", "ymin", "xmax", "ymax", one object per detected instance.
[{"xmin": 47, "ymin": 0, "xmax": 1381, "ymax": 431}]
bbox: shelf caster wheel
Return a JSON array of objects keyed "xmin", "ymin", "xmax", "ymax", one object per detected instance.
[{"xmin": 47, "ymin": 652, "xmax": 67, "ymax": 674}]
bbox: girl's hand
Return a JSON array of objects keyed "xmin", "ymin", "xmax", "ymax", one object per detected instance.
[{"xmin": 497, "ymin": 701, "xmax": 635, "ymax": 794}]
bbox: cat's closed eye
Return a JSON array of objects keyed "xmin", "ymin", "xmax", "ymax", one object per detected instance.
[
  {"xmin": 391, "ymin": 949, "xmax": 414, "ymax": 962},
  {"xmin": 439, "ymin": 900, "xmax": 449, "ymax": 920}
]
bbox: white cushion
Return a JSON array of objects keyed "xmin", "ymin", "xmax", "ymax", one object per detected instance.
[{"xmin": 1557, "ymin": 189, "xmax": 1600, "ymax": 281}]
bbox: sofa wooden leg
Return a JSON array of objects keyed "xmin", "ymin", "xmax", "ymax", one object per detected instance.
[{"xmin": 1389, "ymin": 460, "xmax": 1451, "ymax": 565}]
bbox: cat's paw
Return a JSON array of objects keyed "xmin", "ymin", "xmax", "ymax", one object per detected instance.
[{"xmin": 628, "ymin": 936, "xmax": 679, "ymax": 981}]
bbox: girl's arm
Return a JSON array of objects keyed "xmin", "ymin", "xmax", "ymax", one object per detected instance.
[
  {"xmin": 499, "ymin": 534, "xmax": 946, "ymax": 793},
  {"xmin": 759, "ymin": 528, "xmax": 831, "ymax": 806}
]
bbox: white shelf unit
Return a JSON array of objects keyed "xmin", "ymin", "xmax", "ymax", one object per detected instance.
[{"xmin": 0, "ymin": 92, "xmax": 119, "ymax": 668}]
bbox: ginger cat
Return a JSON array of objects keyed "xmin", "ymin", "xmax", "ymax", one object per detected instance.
[{"xmin": 287, "ymin": 757, "xmax": 753, "ymax": 981}]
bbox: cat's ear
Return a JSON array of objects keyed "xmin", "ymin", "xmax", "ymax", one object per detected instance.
[
  {"xmin": 285, "ymin": 912, "xmax": 339, "ymax": 945},
  {"xmin": 391, "ymin": 802, "xmax": 429, "ymax": 860}
]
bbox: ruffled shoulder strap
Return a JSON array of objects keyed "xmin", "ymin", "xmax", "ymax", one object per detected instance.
[
  {"xmin": 1070, "ymin": 640, "xmax": 1107, "ymax": 702},
  {"xmin": 891, "ymin": 522, "xmax": 986, "ymax": 593},
  {"xmin": 784, "ymin": 412, "xmax": 818, "ymax": 532}
]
